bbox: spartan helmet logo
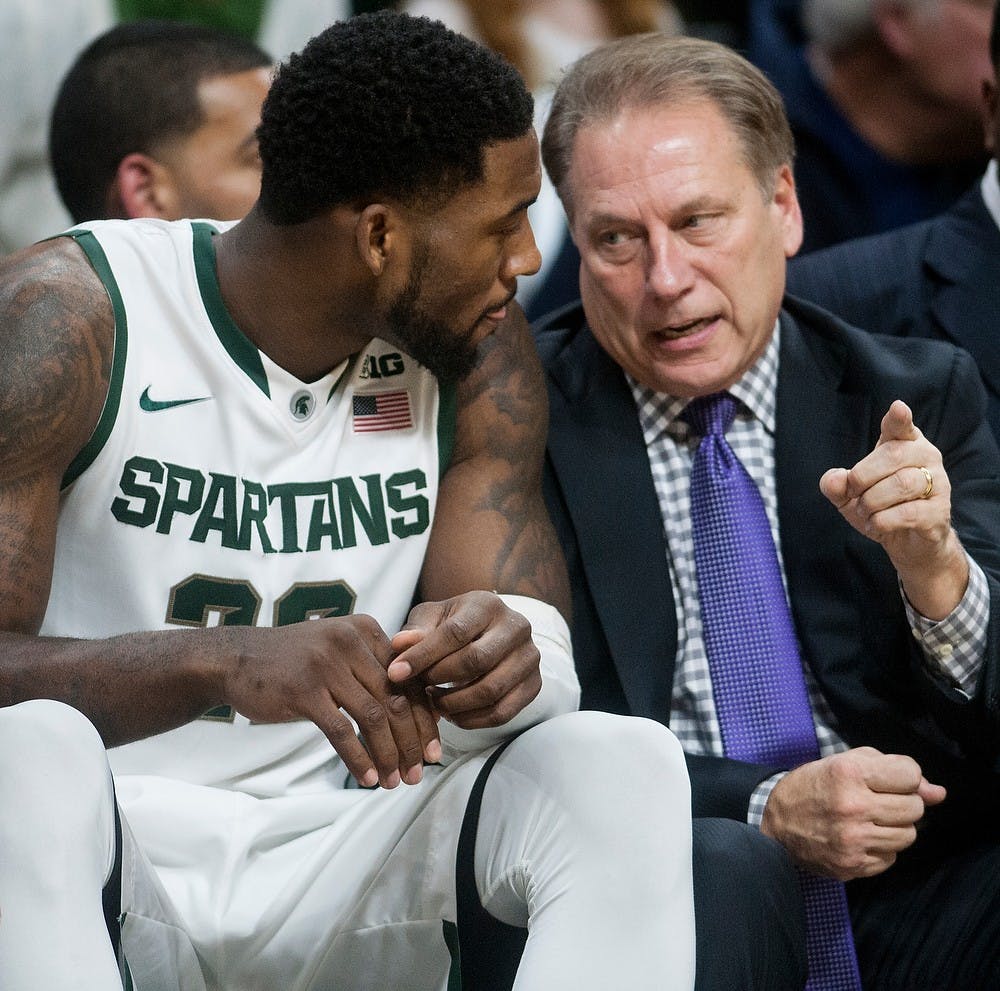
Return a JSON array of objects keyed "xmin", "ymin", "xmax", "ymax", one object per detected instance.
[{"xmin": 290, "ymin": 389, "xmax": 315, "ymax": 421}]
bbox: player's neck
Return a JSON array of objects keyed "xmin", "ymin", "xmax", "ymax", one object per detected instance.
[{"xmin": 213, "ymin": 209, "xmax": 378, "ymax": 383}]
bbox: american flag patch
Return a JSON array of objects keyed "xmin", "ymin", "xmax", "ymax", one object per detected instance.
[{"xmin": 352, "ymin": 390, "xmax": 413, "ymax": 432}]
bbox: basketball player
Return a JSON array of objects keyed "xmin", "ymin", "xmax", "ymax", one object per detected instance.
[{"xmin": 0, "ymin": 13, "xmax": 697, "ymax": 991}]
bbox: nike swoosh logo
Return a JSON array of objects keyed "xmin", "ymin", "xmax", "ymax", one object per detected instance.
[{"xmin": 139, "ymin": 386, "xmax": 212, "ymax": 412}]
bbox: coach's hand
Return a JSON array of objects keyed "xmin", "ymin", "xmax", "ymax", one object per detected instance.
[
  {"xmin": 761, "ymin": 746, "xmax": 946, "ymax": 880},
  {"xmin": 387, "ymin": 591, "xmax": 542, "ymax": 730},
  {"xmin": 222, "ymin": 615, "xmax": 440, "ymax": 790},
  {"xmin": 820, "ymin": 399, "xmax": 968, "ymax": 620}
]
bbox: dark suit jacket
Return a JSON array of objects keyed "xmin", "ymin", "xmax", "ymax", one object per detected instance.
[
  {"xmin": 787, "ymin": 182, "xmax": 1000, "ymax": 438},
  {"xmin": 537, "ymin": 295, "xmax": 1000, "ymax": 847}
]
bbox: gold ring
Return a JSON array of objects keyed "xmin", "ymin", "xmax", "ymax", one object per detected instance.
[{"xmin": 917, "ymin": 465, "xmax": 933, "ymax": 499}]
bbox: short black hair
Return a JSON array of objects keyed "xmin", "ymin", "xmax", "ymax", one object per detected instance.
[
  {"xmin": 49, "ymin": 19, "xmax": 271, "ymax": 223},
  {"xmin": 256, "ymin": 11, "xmax": 534, "ymax": 224}
]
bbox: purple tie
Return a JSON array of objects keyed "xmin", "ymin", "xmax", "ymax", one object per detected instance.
[{"xmin": 684, "ymin": 392, "xmax": 862, "ymax": 991}]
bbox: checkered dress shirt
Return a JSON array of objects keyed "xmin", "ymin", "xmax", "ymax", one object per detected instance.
[{"xmin": 628, "ymin": 320, "xmax": 989, "ymax": 824}]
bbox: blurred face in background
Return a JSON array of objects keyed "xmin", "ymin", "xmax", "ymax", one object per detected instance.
[
  {"xmin": 894, "ymin": 0, "xmax": 995, "ymax": 140},
  {"xmin": 145, "ymin": 65, "xmax": 272, "ymax": 220}
]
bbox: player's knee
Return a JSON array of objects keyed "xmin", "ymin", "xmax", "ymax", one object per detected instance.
[
  {"xmin": 0, "ymin": 701, "xmax": 117, "ymax": 895},
  {"xmin": 542, "ymin": 710, "xmax": 685, "ymax": 778},
  {"xmin": 599, "ymin": 711, "xmax": 687, "ymax": 781},
  {"xmin": 0, "ymin": 699, "xmax": 108, "ymax": 795},
  {"xmin": 516, "ymin": 710, "xmax": 689, "ymax": 808}
]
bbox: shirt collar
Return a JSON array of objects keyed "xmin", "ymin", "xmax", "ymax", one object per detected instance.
[
  {"xmin": 981, "ymin": 160, "xmax": 1000, "ymax": 233},
  {"xmin": 627, "ymin": 319, "xmax": 781, "ymax": 437}
]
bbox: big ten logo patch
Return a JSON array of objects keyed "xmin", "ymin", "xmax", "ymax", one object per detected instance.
[{"xmin": 360, "ymin": 352, "xmax": 405, "ymax": 380}]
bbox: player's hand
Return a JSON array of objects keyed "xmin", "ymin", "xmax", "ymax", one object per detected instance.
[
  {"xmin": 819, "ymin": 399, "xmax": 969, "ymax": 619},
  {"xmin": 222, "ymin": 615, "xmax": 440, "ymax": 790},
  {"xmin": 386, "ymin": 591, "xmax": 542, "ymax": 731},
  {"xmin": 760, "ymin": 747, "xmax": 946, "ymax": 880}
]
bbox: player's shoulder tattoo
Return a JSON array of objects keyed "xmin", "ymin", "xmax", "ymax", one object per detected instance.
[
  {"xmin": 451, "ymin": 306, "xmax": 569, "ymax": 608},
  {"xmin": 454, "ymin": 305, "xmax": 547, "ymax": 464},
  {"xmin": 0, "ymin": 239, "xmax": 115, "ymax": 481}
]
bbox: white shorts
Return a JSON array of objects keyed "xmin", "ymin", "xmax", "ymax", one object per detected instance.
[{"xmin": 118, "ymin": 754, "xmax": 492, "ymax": 991}]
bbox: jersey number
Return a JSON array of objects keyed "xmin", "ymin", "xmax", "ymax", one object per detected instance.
[{"xmin": 166, "ymin": 573, "xmax": 356, "ymax": 721}]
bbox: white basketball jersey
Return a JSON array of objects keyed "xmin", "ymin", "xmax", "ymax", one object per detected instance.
[{"xmin": 41, "ymin": 219, "xmax": 455, "ymax": 798}]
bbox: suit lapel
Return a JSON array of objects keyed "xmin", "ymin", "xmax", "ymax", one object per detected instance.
[
  {"xmin": 775, "ymin": 302, "xmax": 878, "ymax": 711},
  {"xmin": 546, "ymin": 328, "xmax": 678, "ymax": 720},
  {"xmin": 774, "ymin": 306, "xmax": 865, "ymax": 533}
]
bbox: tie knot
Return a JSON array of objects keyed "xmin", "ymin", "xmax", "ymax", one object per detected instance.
[{"xmin": 681, "ymin": 392, "xmax": 737, "ymax": 438}]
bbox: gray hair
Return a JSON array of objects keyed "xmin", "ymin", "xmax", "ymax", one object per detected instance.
[
  {"xmin": 541, "ymin": 34, "xmax": 794, "ymax": 217},
  {"xmin": 801, "ymin": 0, "xmax": 940, "ymax": 53}
]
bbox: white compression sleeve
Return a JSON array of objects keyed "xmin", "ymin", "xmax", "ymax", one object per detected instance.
[{"xmin": 474, "ymin": 711, "xmax": 697, "ymax": 990}]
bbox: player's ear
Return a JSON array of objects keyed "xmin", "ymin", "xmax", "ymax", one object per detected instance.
[
  {"xmin": 356, "ymin": 203, "xmax": 407, "ymax": 277},
  {"xmin": 112, "ymin": 153, "xmax": 175, "ymax": 220}
]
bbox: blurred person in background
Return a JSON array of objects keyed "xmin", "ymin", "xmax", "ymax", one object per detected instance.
[
  {"xmin": 399, "ymin": 0, "xmax": 680, "ymax": 92},
  {"xmin": 112, "ymin": 0, "xmax": 363, "ymax": 60},
  {"xmin": 782, "ymin": 0, "xmax": 992, "ymax": 252},
  {"xmin": 0, "ymin": 0, "xmax": 363, "ymax": 255},
  {"xmin": 50, "ymin": 19, "xmax": 272, "ymax": 225},
  {"xmin": 788, "ymin": 0, "xmax": 1000, "ymax": 438}
]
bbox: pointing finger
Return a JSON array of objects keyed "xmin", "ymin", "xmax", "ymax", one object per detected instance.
[{"xmin": 877, "ymin": 400, "xmax": 919, "ymax": 447}]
